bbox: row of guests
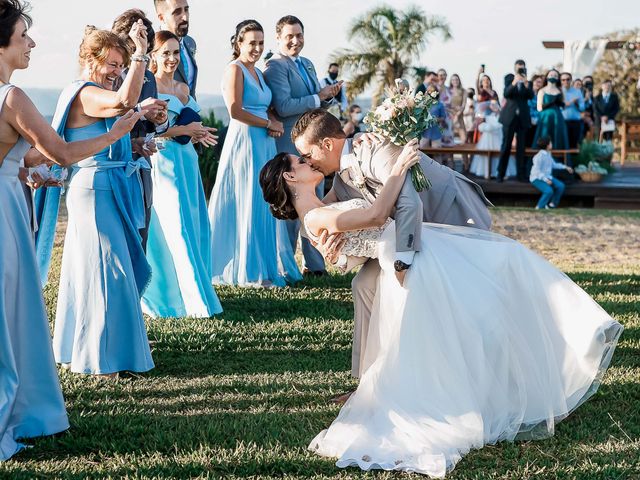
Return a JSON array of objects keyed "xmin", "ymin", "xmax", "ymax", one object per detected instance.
[{"xmin": 475, "ymin": 60, "xmax": 621, "ymax": 182}]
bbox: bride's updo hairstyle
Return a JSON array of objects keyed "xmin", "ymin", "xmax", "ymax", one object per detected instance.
[
  {"xmin": 259, "ymin": 153, "xmax": 298, "ymax": 220},
  {"xmin": 78, "ymin": 26, "xmax": 130, "ymax": 72},
  {"xmin": 230, "ymin": 19, "xmax": 263, "ymax": 60},
  {"xmin": 149, "ymin": 30, "xmax": 179, "ymax": 74},
  {"xmin": 0, "ymin": 0, "xmax": 32, "ymax": 48}
]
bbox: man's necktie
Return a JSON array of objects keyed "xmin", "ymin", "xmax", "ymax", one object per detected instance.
[
  {"xmin": 295, "ymin": 58, "xmax": 313, "ymax": 92},
  {"xmin": 180, "ymin": 41, "xmax": 190, "ymax": 89}
]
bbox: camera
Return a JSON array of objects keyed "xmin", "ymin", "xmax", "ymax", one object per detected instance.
[{"xmin": 517, "ymin": 67, "xmax": 527, "ymax": 76}]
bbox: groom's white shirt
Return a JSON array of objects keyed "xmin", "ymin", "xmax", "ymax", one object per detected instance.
[
  {"xmin": 339, "ymin": 139, "xmax": 415, "ymax": 265},
  {"xmin": 339, "ymin": 139, "xmax": 354, "ymax": 171}
]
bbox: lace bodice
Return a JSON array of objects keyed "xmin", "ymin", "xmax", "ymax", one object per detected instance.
[{"xmin": 303, "ymin": 199, "xmax": 391, "ymax": 270}]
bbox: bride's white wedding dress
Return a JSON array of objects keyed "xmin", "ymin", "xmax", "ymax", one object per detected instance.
[{"xmin": 304, "ymin": 199, "xmax": 622, "ymax": 478}]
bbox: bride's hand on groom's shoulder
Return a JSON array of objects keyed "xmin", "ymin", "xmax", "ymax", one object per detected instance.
[
  {"xmin": 311, "ymin": 230, "xmax": 345, "ymax": 265},
  {"xmin": 392, "ymin": 138, "xmax": 420, "ymax": 177}
]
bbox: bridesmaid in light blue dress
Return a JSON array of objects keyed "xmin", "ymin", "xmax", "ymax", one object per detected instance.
[
  {"xmin": 44, "ymin": 27, "xmax": 154, "ymax": 375},
  {"xmin": 142, "ymin": 31, "xmax": 222, "ymax": 318},
  {"xmin": 208, "ymin": 20, "xmax": 302, "ymax": 287}
]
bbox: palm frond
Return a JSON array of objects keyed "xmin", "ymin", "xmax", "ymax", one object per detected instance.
[{"xmin": 328, "ymin": 4, "xmax": 453, "ymax": 102}]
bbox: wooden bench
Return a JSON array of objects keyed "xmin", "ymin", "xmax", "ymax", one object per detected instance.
[{"xmin": 420, "ymin": 144, "xmax": 579, "ymax": 179}]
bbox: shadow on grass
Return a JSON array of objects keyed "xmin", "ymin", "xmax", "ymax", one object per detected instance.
[
  {"xmin": 8, "ymin": 379, "xmax": 639, "ymax": 479},
  {"xmin": 152, "ymin": 347, "xmax": 352, "ymax": 377}
]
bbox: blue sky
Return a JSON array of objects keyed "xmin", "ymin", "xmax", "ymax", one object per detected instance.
[{"xmin": 13, "ymin": 0, "xmax": 639, "ymax": 94}]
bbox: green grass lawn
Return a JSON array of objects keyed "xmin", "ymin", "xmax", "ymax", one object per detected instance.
[{"xmin": 1, "ymin": 209, "xmax": 639, "ymax": 479}]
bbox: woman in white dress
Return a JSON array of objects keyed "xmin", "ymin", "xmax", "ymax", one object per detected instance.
[
  {"xmin": 259, "ymin": 142, "xmax": 623, "ymax": 478},
  {"xmin": 469, "ymin": 100, "xmax": 516, "ymax": 178}
]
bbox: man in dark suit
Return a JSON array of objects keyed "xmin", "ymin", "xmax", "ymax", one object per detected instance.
[
  {"xmin": 497, "ymin": 59, "xmax": 534, "ymax": 182},
  {"xmin": 593, "ymin": 79, "xmax": 620, "ymax": 142},
  {"xmin": 155, "ymin": 0, "xmax": 198, "ymax": 98},
  {"xmin": 414, "ymin": 71, "xmax": 436, "ymax": 95}
]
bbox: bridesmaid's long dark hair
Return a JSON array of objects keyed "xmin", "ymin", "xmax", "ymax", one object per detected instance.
[{"xmin": 230, "ymin": 20, "xmax": 263, "ymax": 60}]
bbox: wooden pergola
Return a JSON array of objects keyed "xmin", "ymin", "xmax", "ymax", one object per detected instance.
[{"xmin": 541, "ymin": 41, "xmax": 626, "ymax": 49}]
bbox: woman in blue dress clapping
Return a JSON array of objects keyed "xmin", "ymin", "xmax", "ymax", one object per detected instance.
[
  {"xmin": 141, "ymin": 30, "xmax": 222, "ymax": 318},
  {"xmin": 49, "ymin": 23, "xmax": 155, "ymax": 376},
  {"xmin": 208, "ymin": 20, "xmax": 302, "ymax": 287}
]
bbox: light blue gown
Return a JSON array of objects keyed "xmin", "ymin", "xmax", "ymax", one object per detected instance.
[
  {"xmin": 208, "ymin": 61, "xmax": 302, "ymax": 286},
  {"xmin": 52, "ymin": 82, "xmax": 154, "ymax": 375},
  {"xmin": 142, "ymin": 94, "xmax": 222, "ymax": 318},
  {"xmin": 0, "ymin": 84, "xmax": 69, "ymax": 460}
]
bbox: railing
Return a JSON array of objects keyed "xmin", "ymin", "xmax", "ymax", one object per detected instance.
[{"xmin": 420, "ymin": 144, "xmax": 579, "ymax": 179}]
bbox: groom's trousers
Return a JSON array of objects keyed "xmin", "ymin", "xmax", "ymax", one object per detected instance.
[{"xmin": 351, "ymin": 259, "xmax": 381, "ymax": 378}]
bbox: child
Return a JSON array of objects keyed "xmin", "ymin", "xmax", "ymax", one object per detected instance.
[
  {"xmin": 530, "ymin": 135, "xmax": 574, "ymax": 209},
  {"xmin": 463, "ymin": 88, "xmax": 476, "ymax": 144}
]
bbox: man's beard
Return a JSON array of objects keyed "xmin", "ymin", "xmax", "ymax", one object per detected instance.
[{"xmin": 176, "ymin": 23, "xmax": 189, "ymax": 37}]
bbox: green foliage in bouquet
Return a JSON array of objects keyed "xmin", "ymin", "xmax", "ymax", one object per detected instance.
[
  {"xmin": 363, "ymin": 89, "xmax": 439, "ymax": 191},
  {"xmin": 576, "ymin": 141, "xmax": 615, "ymax": 173},
  {"xmin": 198, "ymin": 110, "xmax": 226, "ymax": 199}
]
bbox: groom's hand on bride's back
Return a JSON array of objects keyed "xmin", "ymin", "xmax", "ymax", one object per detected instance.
[{"xmin": 311, "ymin": 230, "xmax": 346, "ymax": 265}]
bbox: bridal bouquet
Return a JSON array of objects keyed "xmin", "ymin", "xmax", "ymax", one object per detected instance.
[{"xmin": 363, "ymin": 82, "xmax": 438, "ymax": 191}]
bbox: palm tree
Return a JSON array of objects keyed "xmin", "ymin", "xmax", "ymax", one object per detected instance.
[{"xmin": 332, "ymin": 5, "xmax": 452, "ymax": 105}]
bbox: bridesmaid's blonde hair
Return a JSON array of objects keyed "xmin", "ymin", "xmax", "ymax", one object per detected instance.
[{"xmin": 78, "ymin": 26, "xmax": 130, "ymax": 70}]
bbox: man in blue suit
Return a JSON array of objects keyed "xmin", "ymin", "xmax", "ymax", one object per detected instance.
[
  {"xmin": 154, "ymin": 0, "xmax": 198, "ymax": 98},
  {"xmin": 263, "ymin": 15, "xmax": 342, "ymax": 275}
]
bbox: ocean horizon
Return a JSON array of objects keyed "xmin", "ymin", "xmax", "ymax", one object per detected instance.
[{"xmin": 26, "ymin": 88, "xmax": 372, "ymax": 125}]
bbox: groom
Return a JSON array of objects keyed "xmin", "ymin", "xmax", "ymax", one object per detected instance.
[{"xmin": 292, "ymin": 109, "xmax": 492, "ymax": 381}]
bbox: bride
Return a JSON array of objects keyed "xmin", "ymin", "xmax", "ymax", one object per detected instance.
[{"xmin": 259, "ymin": 142, "xmax": 623, "ymax": 477}]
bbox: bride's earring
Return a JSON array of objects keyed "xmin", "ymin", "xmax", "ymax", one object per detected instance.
[{"xmin": 291, "ymin": 189, "xmax": 299, "ymax": 200}]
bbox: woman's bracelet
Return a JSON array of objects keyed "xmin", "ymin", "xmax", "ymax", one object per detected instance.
[
  {"xmin": 131, "ymin": 54, "xmax": 150, "ymax": 63},
  {"xmin": 266, "ymin": 119, "xmax": 272, "ymax": 130}
]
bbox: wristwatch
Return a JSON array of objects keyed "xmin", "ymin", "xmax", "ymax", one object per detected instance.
[{"xmin": 394, "ymin": 260, "xmax": 411, "ymax": 272}]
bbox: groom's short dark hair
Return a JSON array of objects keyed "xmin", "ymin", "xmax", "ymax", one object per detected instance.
[{"xmin": 292, "ymin": 109, "xmax": 346, "ymax": 145}]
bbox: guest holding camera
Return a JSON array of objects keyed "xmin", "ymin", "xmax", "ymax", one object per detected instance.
[{"xmin": 496, "ymin": 59, "xmax": 533, "ymax": 182}]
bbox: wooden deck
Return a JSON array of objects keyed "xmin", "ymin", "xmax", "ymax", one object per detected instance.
[{"xmin": 471, "ymin": 165, "xmax": 640, "ymax": 210}]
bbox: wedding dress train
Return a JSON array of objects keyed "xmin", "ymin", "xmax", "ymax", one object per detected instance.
[{"xmin": 306, "ymin": 199, "xmax": 622, "ymax": 477}]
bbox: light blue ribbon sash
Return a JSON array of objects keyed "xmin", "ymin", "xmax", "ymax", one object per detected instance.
[{"xmin": 34, "ymin": 80, "xmax": 151, "ymax": 294}]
